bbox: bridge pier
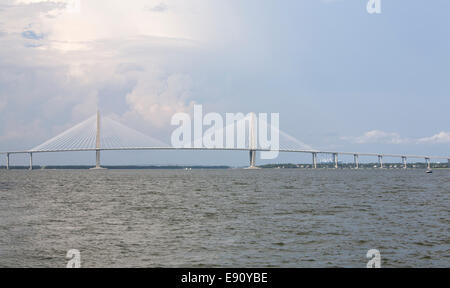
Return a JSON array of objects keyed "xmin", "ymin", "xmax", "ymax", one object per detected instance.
[
  {"xmin": 249, "ymin": 150, "xmax": 256, "ymax": 168},
  {"xmin": 96, "ymin": 149, "xmax": 100, "ymax": 169},
  {"xmin": 333, "ymin": 153, "xmax": 338, "ymax": 169},
  {"xmin": 425, "ymin": 158, "xmax": 431, "ymax": 170},
  {"xmin": 402, "ymin": 156, "xmax": 407, "ymax": 169},
  {"xmin": 90, "ymin": 110, "xmax": 106, "ymax": 170},
  {"xmin": 29, "ymin": 153, "xmax": 33, "ymax": 170},
  {"xmin": 354, "ymin": 154, "xmax": 359, "ymax": 169},
  {"xmin": 6, "ymin": 153, "xmax": 9, "ymax": 170},
  {"xmin": 378, "ymin": 155, "xmax": 383, "ymax": 169},
  {"xmin": 312, "ymin": 153, "xmax": 317, "ymax": 169}
]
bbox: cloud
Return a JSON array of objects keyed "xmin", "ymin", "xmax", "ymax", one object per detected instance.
[
  {"xmin": 342, "ymin": 130, "xmax": 450, "ymax": 145},
  {"xmin": 0, "ymin": 0, "xmax": 218, "ymax": 148},
  {"xmin": 320, "ymin": 0, "xmax": 344, "ymax": 3},
  {"xmin": 145, "ymin": 2, "xmax": 168, "ymax": 13},
  {"xmin": 0, "ymin": 96, "xmax": 6, "ymax": 111},
  {"xmin": 14, "ymin": 0, "xmax": 65, "ymax": 3},
  {"xmin": 21, "ymin": 30, "xmax": 44, "ymax": 39},
  {"xmin": 0, "ymin": 0, "xmax": 262, "ymax": 153},
  {"xmin": 0, "ymin": 118, "xmax": 47, "ymax": 146},
  {"xmin": 125, "ymin": 73, "xmax": 195, "ymax": 128},
  {"xmin": 341, "ymin": 130, "xmax": 409, "ymax": 144},
  {"xmin": 418, "ymin": 132, "xmax": 450, "ymax": 144}
]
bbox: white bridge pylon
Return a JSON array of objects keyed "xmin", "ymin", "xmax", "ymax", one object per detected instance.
[
  {"xmin": 186, "ymin": 112, "xmax": 316, "ymax": 168},
  {"xmin": 32, "ymin": 111, "xmax": 168, "ymax": 152},
  {"xmin": 29, "ymin": 111, "xmax": 168, "ymax": 169},
  {"xmin": 1, "ymin": 111, "xmax": 449, "ymax": 169},
  {"xmin": 26, "ymin": 111, "xmax": 317, "ymax": 168}
]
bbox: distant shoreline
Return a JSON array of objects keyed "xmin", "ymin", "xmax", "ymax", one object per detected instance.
[
  {"xmin": 0, "ymin": 165, "xmax": 231, "ymax": 170},
  {"xmin": 1, "ymin": 162, "xmax": 448, "ymax": 170}
]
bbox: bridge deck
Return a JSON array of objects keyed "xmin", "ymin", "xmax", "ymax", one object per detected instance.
[{"xmin": 0, "ymin": 147, "xmax": 448, "ymax": 160}]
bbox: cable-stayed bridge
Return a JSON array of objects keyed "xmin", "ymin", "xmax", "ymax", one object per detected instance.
[{"xmin": 1, "ymin": 111, "xmax": 449, "ymax": 170}]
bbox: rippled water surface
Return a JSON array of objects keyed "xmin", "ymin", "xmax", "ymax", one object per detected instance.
[{"xmin": 0, "ymin": 169, "xmax": 448, "ymax": 267}]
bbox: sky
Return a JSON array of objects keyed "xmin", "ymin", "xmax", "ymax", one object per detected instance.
[{"xmin": 0, "ymin": 0, "xmax": 449, "ymax": 166}]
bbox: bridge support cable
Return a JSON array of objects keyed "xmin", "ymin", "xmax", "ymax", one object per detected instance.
[
  {"xmin": 28, "ymin": 111, "xmax": 168, "ymax": 168},
  {"xmin": 5, "ymin": 111, "xmax": 450, "ymax": 170}
]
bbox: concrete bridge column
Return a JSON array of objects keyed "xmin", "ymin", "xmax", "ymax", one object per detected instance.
[
  {"xmin": 402, "ymin": 156, "xmax": 407, "ymax": 169},
  {"xmin": 312, "ymin": 153, "xmax": 317, "ymax": 169},
  {"xmin": 333, "ymin": 153, "xmax": 338, "ymax": 169},
  {"xmin": 378, "ymin": 155, "xmax": 383, "ymax": 169},
  {"xmin": 354, "ymin": 154, "xmax": 359, "ymax": 169},
  {"xmin": 249, "ymin": 150, "xmax": 256, "ymax": 168},
  {"xmin": 29, "ymin": 153, "xmax": 33, "ymax": 170},
  {"xmin": 95, "ymin": 150, "xmax": 100, "ymax": 169},
  {"xmin": 95, "ymin": 110, "xmax": 101, "ymax": 169},
  {"xmin": 6, "ymin": 153, "xmax": 9, "ymax": 170}
]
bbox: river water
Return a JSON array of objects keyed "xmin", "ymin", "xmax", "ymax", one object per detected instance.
[{"xmin": 0, "ymin": 169, "xmax": 448, "ymax": 267}]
